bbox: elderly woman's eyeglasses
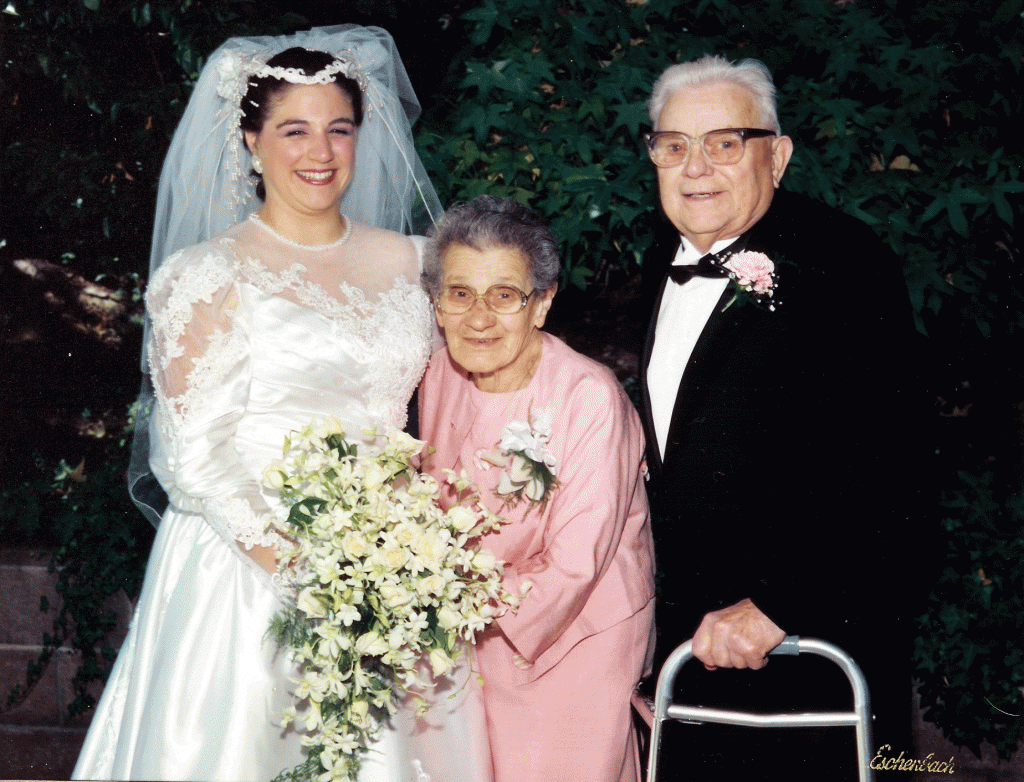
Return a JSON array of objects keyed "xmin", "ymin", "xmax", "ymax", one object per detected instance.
[
  {"xmin": 436, "ymin": 284, "xmax": 534, "ymax": 315},
  {"xmin": 642, "ymin": 128, "xmax": 777, "ymax": 168}
]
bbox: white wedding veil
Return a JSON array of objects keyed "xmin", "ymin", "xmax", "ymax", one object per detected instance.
[{"xmin": 128, "ymin": 24, "xmax": 442, "ymax": 526}]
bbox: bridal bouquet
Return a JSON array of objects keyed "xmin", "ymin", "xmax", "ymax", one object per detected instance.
[{"xmin": 264, "ymin": 418, "xmax": 517, "ymax": 782}]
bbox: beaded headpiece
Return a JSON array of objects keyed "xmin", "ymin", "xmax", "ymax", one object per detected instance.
[
  {"xmin": 130, "ymin": 26, "xmax": 442, "ymax": 528},
  {"xmin": 213, "ymin": 48, "xmax": 371, "ymax": 207}
]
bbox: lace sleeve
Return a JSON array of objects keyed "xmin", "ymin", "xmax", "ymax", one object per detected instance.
[{"xmin": 146, "ymin": 241, "xmax": 284, "ymax": 554}]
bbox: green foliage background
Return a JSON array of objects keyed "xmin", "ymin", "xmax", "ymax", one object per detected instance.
[
  {"xmin": 0, "ymin": 0, "xmax": 305, "ymax": 278},
  {"xmin": 915, "ymin": 472, "xmax": 1024, "ymax": 758},
  {"xmin": 1, "ymin": 0, "xmax": 1023, "ymax": 760},
  {"xmin": 416, "ymin": 4, "xmax": 1024, "ymax": 755},
  {"xmin": 418, "ymin": 0, "xmax": 1024, "ymax": 338}
]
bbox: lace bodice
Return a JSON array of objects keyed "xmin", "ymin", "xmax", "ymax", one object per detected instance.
[{"xmin": 145, "ymin": 217, "xmax": 434, "ymax": 553}]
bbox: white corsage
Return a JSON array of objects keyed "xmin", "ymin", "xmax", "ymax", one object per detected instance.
[{"xmin": 476, "ymin": 408, "xmax": 559, "ymax": 510}]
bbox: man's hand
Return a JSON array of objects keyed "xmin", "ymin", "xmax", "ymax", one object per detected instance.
[{"xmin": 691, "ymin": 598, "xmax": 785, "ymax": 670}]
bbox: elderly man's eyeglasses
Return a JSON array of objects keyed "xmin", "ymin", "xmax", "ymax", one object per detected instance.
[
  {"xmin": 436, "ymin": 284, "xmax": 534, "ymax": 315},
  {"xmin": 642, "ymin": 128, "xmax": 777, "ymax": 167}
]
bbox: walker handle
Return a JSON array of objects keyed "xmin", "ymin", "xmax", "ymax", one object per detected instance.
[{"xmin": 770, "ymin": 635, "xmax": 800, "ymax": 656}]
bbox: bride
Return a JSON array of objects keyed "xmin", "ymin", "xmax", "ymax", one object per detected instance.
[{"xmin": 72, "ymin": 25, "xmax": 489, "ymax": 782}]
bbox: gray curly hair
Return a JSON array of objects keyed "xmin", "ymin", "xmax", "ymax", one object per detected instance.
[{"xmin": 421, "ymin": 195, "xmax": 560, "ymax": 297}]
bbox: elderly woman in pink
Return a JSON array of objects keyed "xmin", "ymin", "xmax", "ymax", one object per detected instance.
[{"xmin": 418, "ymin": 195, "xmax": 656, "ymax": 782}]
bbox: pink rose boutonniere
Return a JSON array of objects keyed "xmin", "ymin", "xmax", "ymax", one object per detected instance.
[{"xmin": 720, "ymin": 250, "xmax": 780, "ymax": 312}]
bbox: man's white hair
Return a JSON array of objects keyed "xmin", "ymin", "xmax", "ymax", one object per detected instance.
[{"xmin": 648, "ymin": 55, "xmax": 781, "ymax": 134}]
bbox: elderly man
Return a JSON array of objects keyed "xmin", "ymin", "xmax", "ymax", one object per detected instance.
[{"xmin": 639, "ymin": 56, "xmax": 920, "ymax": 776}]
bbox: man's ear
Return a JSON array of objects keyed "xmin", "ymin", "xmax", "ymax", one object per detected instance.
[{"xmin": 771, "ymin": 135, "xmax": 794, "ymax": 188}]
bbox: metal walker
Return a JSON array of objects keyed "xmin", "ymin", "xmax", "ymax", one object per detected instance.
[{"xmin": 645, "ymin": 636, "xmax": 875, "ymax": 782}]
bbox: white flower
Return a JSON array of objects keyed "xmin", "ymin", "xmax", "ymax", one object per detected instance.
[
  {"xmin": 443, "ymin": 467, "xmax": 476, "ymax": 494},
  {"xmin": 322, "ymin": 666, "xmax": 349, "ymax": 700},
  {"xmin": 214, "ymin": 50, "xmax": 246, "ymax": 100},
  {"xmin": 407, "ymin": 472, "xmax": 439, "ymax": 496},
  {"xmin": 508, "ymin": 454, "xmax": 533, "ymax": 482},
  {"xmin": 531, "ymin": 407, "xmax": 553, "ymax": 439},
  {"xmin": 391, "ymin": 521, "xmax": 421, "ymax": 547},
  {"xmin": 386, "ymin": 427, "xmax": 422, "ymax": 456},
  {"xmin": 315, "ymin": 622, "xmax": 348, "ymax": 658},
  {"xmin": 298, "ymin": 587, "xmax": 330, "ymax": 619},
  {"xmin": 495, "ymin": 469, "xmax": 518, "ymax": 496},
  {"xmin": 342, "ymin": 531, "xmax": 370, "ymax": 561},
  {"xmin": 316, "ymin": 415, "xmax": 346, "ymax": 438},
  {"xmin": 280, "ymin": 705, "xmax": 297, "ymax": 728},
  {"xmin": 331, "ymin": 730, "xmax": 362, "ymax": 756},
  {"xmin": 373, "ymin": 545, "xmax": 409, "ymax": 572},
  {"xmin": 313, "ymin": 555, "xmax": 342, "ymax": 584},
  {"xmin": 385, "ymin": 645, "xmax": 419, "ymax": 672},
  {"xmin": 416, "ymin": 573, "xmax": 447, "ymax": 598},
  {"xmin": 404, "ymin": 611, "xmax": 429, "ymax": 637},
  {"xmin": 437, "ymin": 605, "xmax": 463, "ymax": 631},
  {"xmin": 303, "ymin": 669, "xmax": 334, "ymax": 704},
  {"xmin": 474, "ymin": 448, "xmax": 506, "ymax": 470},
  {"xmin": 385, "ymin": 625, "xmax": 408, "ymax": 650},
  {"xmin": 499, "ymin": 418, "xmax": 534, "ymax": 453},
  {"xmin": 317, "ymin": 748, "xmax": 350, "ymax": 782},
  {"xmin": 334, "ymin": 603, "xmax": 361, "ymax": 627},
  {"xmin": 471, "ymin": 548, "xmax": 497, "ymax": 572},
  {"xmin": 303, "ymin": 699, "xmax": 324, "ymax": 732},
  {"xmin": 491, "ymin": 411, "xmax": 559, "ymax": 506},
  {"xmin": 379, "ymin": 583, "xmax": 413, "ymax": 610},
  {"xmin": 411, "ymin": 529, "xmax": 451, "ymax": 572},
  {"xmin": 446, "ymin": 505, "xmax": 480, "ymax": 533},
  {"xmin": 354, "ymin": 631, "xmax": 389, "ymax": 657},
  {"xmin": 360, "ymin": 461, "xmax": 390, "ymax": 490},
  {"xmin": 428, "ymin": 648, "xmax": 454, "ymax": 678},
  {"xmin": 349, "ymin": 698, "xmax": 371, "ymax": 731},
  {"xmin": 525, "ymin": 476, "xmax": 546, "ymax": 502}
]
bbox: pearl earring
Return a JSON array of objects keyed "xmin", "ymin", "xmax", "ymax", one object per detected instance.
[{"xmin": 252, "ymin": 156, "xmax": 263, "ymax": 175}]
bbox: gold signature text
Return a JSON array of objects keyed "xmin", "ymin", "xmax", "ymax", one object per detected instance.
[{"xmin": 871, "ymin": 745, "xmax": 955, "ymax": 774}]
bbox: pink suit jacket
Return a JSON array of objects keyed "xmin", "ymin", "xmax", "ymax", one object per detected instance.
[{"xmin": 419, "ymin": 332, "xmax": 656, "ymax": 685}]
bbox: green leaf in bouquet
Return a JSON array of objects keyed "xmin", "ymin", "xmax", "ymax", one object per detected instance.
[
  {"xmin": 270, "ymin": 420, "xmax": 519, "ymax": 781},
  {"xmin": 288, "ymin": 496, "xmax": 328, "ymax": 527},
  {"xmin": 326, "ymin": 432, "xmax": 358, "ymax": 457},
  {"xmin": 268, "ymin": 608, "xmax": 314, "ymax": 649}
]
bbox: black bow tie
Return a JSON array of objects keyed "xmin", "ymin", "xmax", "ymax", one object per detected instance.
[{"xmin": 666, "ymin": 252, "xmax": 730, "ymax": 285}]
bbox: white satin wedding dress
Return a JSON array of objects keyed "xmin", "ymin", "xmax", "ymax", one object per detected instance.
[{"xmin": 72, "ymin": 216, "xmax": 491, "ymax": 782}]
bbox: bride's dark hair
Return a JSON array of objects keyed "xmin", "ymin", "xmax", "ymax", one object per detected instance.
[{"xmin": 240, "ymin": 47, "xmax": 364, "ymax": 200}]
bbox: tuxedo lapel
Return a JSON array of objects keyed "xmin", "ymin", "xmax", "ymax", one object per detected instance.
[
  {"xmin": 660, "ymin": 284, "xmax": 751, "ymax": 466},
  {"xmin": 639, "ymin": 225, "xmax": 682, "ymax": 478},
  {"xmin": 640, "ymin": 271, "xmax": 670, "ymax": 477},
  {"xmin": 640, "ymin": 214, "xmax": 794, "ymax": 472}
]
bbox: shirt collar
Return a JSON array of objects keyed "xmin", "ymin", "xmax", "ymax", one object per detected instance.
[{"xmin": 675, "ymin": 235, "xmax": 742, "ymax": 266}]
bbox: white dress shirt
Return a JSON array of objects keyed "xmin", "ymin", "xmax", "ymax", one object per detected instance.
[{"xmin": 647, "ymin": 235, "xmax": 738, "ymax": 458}]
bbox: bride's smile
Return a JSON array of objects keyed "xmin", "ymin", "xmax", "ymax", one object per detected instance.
[
  {"xmin": 244, "ymin": 82, "xmax": 357, "ymax": 237},
  {"xmin": 296, "ymin": 169, "xmax": 336, "ymax": 183}
]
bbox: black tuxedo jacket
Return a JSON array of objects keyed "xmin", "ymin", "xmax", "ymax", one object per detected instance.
[{"xmin": 640, "ymin": 189, "xmax": 922, "ymax": 686}]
